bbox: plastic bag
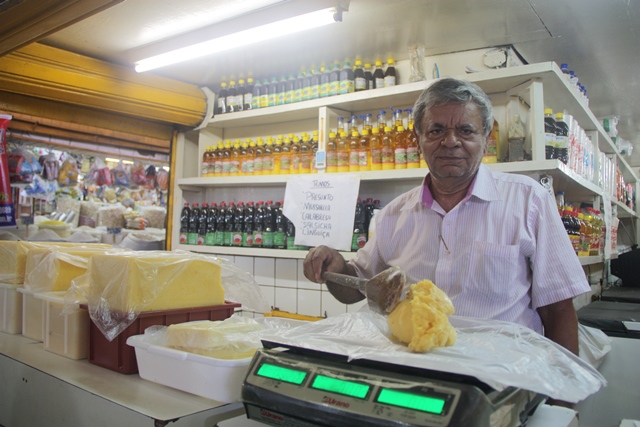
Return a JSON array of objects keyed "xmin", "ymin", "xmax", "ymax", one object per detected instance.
[
  {"xmin": 58, "ymin": 156, "xmax": 78, "ymax": 187},
  {"xmin": 79, "ymin": 201, "xmax": 102, "ymax": 227},
  {"xmin": 156, "ymin": 168, "xmax": 169, "ymax": 191},
  {"xmin": 55, "ymin": 197, "xmax": 81, "ymax": 227},
  {"xmin": 140, "ymin": 205, "xmax": 166, "ymax": 229},
  {"xmin": 8, "ymin": 147, "xmax": 42, "ymax": 183},
  {"xmin": 25, "ymin": 175, "xmax": 58, "ymax": 201},
  {"xmin": 97, "ymin": 204, "xmax": 125, "ymax": 228},
  {"xmin": 66, "ymin": 250, "xmax": 270, "ymax": 341},
  {"xmin": 112, "ymin": 161, "xmax": 130, "ymax": 187},
  {"xmin": 130, "ymin": 160, "xmax": 147, "ymax": 186},
  {"xmin": 86, "ymin": 157, "xmax": 112, "ymax": 186},
  {"xmin": 578, "ymin": 323, "xmax": 612, "ymax": 369},
  {"xmin": 39, "ymin": 152, "xmax": 60, "ymax": 181},
  {"xmin": 257, "ymin": 312, "xmax": 607, "ymax": 404},
  {"xmin": 145, "ymin": 165, "xmax": 157, "ymax": 189}
]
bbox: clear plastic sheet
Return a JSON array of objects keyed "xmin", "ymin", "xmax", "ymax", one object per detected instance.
[
  {"xmin": 578, "ymin": 323, "xmax": 612, "ymax": 369},
  {"xmin": 142, "ymin": 315, "xmax": 307, "ymax": 359},
  {"xmin": 258, "ymin": 312, "xmax": 607, "ymax": 403},
  {"xmin": 66, "ymin": 251, "xmax": 270, "ymax": 341}
]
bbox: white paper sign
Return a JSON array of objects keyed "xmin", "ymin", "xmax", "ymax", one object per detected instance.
[{"xmin": 283, "ymin": 174, "xmax": 360, "ymax": 251}]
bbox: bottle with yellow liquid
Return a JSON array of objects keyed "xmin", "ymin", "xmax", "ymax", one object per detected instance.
[
  {"xmin": 406, "ymin": 123, "xmax": 420, "ymax": 168},
  {"xmin": 394, "ymin": 125, "xmax": 408, "ymax": 169},
  {"xmin": 381, "ymin": 126, "xmax": 395, "ymax": 170},
  {"xmin": 273, "ymin": 136, "xmax": 283, "ymax": 174},
  {"xmin": 349, "ymin": 130, "xmax": 360, "ymax": 172},
  {"xmin": 201, "ymin": 146, "xmax": 211, "ymax": 177},
  {"xmin": 245, "ymin": 138, "xmax": 255, "ymax": 175},
  {"xmin": 240, "ymin": 141, "xmax": 251, "ymax": 175},
  {"xmin": 254, "ymin": 138, "xmax": 264, "ymax": 175},
  {"xmin": 299, "ymin": 133, "xmax": 312, "ymax": 174},
  {"xmin": 336, "ymin": 131, "xmax": 350, "ymax": 173},
  {"xmin": 369, "ymin": 127, "xmax": 382, "ymax": 170},
  {"xmin": 229, "ymin": 141, "xmax": 241, "ymax": 176},
  {"xmin": 262, "ymin": 137, "xmax": 274, "ymax": 175},
  {"xmin": 311, "ymin": 131, "xmax": 319, "ymax": 172},
  {"xmin": 221, "ymin": 140, "xmax": 232, "ymax": 176},
  {"xmin": 326, "ymin": 131, "xmax": 338, "ymax": 173},
  {"xmin": 290, "ymin": 135, "xmax": 302, "ymax": 174},
  {"xmin": 280, "ymin": 136, "xmax": 291, "ymax": 174},
  {"xmin": 483, "ymin": 119, "xmax": 500, "ymax": 164},
  {"xmin": 358, "ymin": 128, "xmax": 371, "ymax": 171},
  {"xmin": 214, "ymin": 142, "xmax": 224, "ymax": 176}
]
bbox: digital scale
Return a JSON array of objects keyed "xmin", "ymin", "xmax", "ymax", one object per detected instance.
[{"xmin": 242, "ymin": 341, "xmax": 546, "ymax": 427}]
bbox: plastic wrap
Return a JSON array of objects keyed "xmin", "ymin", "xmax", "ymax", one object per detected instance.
[
  {"xmin": 98, "ymin": 204, "xmax": 125, "ymax": 228},
  {"xmin": 8, "ymin": 147, "xmax": 42, "ymax": 183},
  {"xmin": 143, "ymin": 315, "xmax": 306, "ymax": 360},
  {"xmin": 140, "ymin": 205, "xmax": 166, "ymax": 229},
  {"xmin": 66, "ymin": 250, "xmax": 270, "ymax": 341},
  {"xmin": 55, "ymin": 197, "xmax": 81, "ymax": 227},
  {"xmin": 257, "ymin": 312, "xmax": 607, "ymax": 403},
  {"xmin": 57, "ymin": 156, "xmax": 78, "ymax": 187},
  {"xmin": 79, "ymin": 201, "xmax": 102, "ymax": 227},
  {"xmin": 130, "ymin": 160, "xmax": 147, "ymax": 186},
  {"xmin": 578, "ymin": 323, "xmax": 612, "ymax": 369}
]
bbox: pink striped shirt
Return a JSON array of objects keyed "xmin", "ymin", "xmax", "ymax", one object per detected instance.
[{"xmin": 350, "ymin": 164, "xmax": 590, "ymax": 333}]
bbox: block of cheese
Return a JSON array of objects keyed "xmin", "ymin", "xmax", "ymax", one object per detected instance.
[
  {"xmin": 0, "ymin": 241, "xmax": 111, "ymax": 284},
  {"xmin": 25, "ymin": 246, "xmax": 116, "ymax": 292},
  {"xmin": 388, "ymin": 280, "xmax": 456, "ymax": 353},
  {"xmin": 88, "ymin": 252, "xmax": 224, "ymax": 312},
  {"xmin": 166, "ymin": 318, "xmax": 263, "ymax": 359}
]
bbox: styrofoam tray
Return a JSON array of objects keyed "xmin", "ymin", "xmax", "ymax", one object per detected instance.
[{"xmin": 126, "ymin": 334, "xmax": 252, "ymax": 403}]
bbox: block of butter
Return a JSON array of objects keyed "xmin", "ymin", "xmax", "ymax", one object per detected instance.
[
  {"xmin": 166, "ymin": 318, "xmax": 263, "ymax": 359},
  {"xmin": 25, "ymin": 246, "xmax": 116, "ymax": 292},
  {"xmin": 0, "ymin": 241, "xmax": 111, "ymax": 284},
  {"xmin": 88, "ymin": 251, "xmax": 224, "ymax": 312}
]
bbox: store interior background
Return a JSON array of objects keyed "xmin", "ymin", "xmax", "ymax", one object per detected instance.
[{"xmin": 1, "ymin": 0, "xmax": 639, "ymax": 317}]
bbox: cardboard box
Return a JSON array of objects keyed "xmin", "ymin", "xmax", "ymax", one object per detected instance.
[
  {"xmin": 0, "ymin": 282, "xmax": 23, "ymax": 334},
  {"xmin": 87, "ymin": 302, "xmax": 240, "ymax": 374},
  {"xmin": 127, "ymin": 333, "xmax": 251, "ymax": 403}
]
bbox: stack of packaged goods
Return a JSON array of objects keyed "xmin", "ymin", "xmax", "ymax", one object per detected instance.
[
  {"xmin": 180, "ymin": 198, "xmax": 382, "ymax": 252},
  {"xmin": 215, "ymin": 57, "xmax": 398, "ymax": 115},
  {"xmin": 555, "ymin": 192, "xmax": 605, "ymax": 257}
]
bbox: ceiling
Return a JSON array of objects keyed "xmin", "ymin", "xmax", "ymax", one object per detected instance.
[{"xmin": 6, "ymin": 0, "xmax": 640, "ymax": 168}]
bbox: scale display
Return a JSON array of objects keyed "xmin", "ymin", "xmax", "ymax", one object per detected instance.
[
  {"xmin": 256, "ymin": 362, "xmax": 308, "ymax": 385},
  {"xmin": 377, "ymin": 387, "xmax": 446, "ymax": 414},
  {"xmin": 311, "ymin": 374, "xmax": 370, "ymax": 399}
]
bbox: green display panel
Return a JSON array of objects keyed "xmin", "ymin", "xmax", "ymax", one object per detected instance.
[
  {"xmin": 257, "ymin": 363, "xmax": 308, "ymax": 385},
  {"xmin": 377, "ymin": 388, "xmax": 446, "ymax": 414},
  {"xmin": 311, "ymin": 374, "xmax": 371, "ymax": 399}
]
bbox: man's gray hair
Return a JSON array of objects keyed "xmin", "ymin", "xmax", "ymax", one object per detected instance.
[{"xmin": 413, "ymin": 78, "xmax": 494, "ymax": 137}]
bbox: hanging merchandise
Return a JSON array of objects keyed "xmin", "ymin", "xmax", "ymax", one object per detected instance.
[
  {"xmin": 112, "ymin": 161, "xmax": 130, "ymax": 187},
  {"xmin": 39, "ymin": 152, "xmax": 59, "ymax": 181},
  {"xmin": 8, "ymin": 146, "xmax": 42, "ymax": 183},
  {"xmin": 145, "ymin": 165, "xmax": 157, "ymax": 189},
  {"xmin": 57, "ymin": 155, "xmax": 79, "ymax": 187},
  {"xmin": 130, "ymin": 160, "xmax": 147, "ymax": 186},
  {"xmin": 85, "ymin": 157, "xmax": 111, "ymax": 186}
]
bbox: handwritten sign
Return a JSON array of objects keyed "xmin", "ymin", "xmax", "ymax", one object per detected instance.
[{"xmin": 283, "ymin": 174, "xmax": 360, "ymax": 251}]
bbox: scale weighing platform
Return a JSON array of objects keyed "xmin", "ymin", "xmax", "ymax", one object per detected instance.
[{"xmin": 241, "ymin": 342, "xmax": 546, "ymax": 427}]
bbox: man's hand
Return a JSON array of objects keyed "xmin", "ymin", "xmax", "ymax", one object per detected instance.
[{"xmin": 303, "ymin": 245, "xmax": 363, "ymax": 304}]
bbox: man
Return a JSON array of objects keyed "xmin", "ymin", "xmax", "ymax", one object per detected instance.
[{"xmin": 303, "ymin": 77, "xmax": 590, "ymax": 356}]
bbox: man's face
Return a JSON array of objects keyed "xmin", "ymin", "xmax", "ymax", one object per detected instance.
[{"xmin": 416, "ymin": 102, "xmax": 487, "ymax": 183}]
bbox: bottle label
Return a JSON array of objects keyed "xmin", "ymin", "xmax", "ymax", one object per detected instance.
[
  {"xmin": 556, "ymin": 135, "xmax": 568, "ymax": 149},
  {"xmin": 351, "ymin": 233, "xmax": 367, "ymax": 251},
  {"xmin": 358, "ymin": 150, "xmax": 369, "ymax": 167},
  {"xmin": 254, "ymin": 231, "xmax": 263, "ymax": 246},
  {"xmin": 285, "ymin": 91, "xmax": 294, "ymax": 104},
  {"xmin": 339, "ymin": 81, "xmax": 354, "ymax": 94},
  {"xmin": 251, "ymin": 96, "xmax": 260, "ymax": 110},
  {"xmin": 214, "ymin": 160, "xmax": 222, "ymax": 175},
  {"xmin": 263, "ymin": 158, "xmax": 273, "ymax": 172},
  {"xmin": 337, "ymin": 152, "xmax": 349, "ymax": 168},
  {"xmin": 545, "ymin": 132, "xmax": 556, "ymax": 147},
  {"xmin": 329, "ymin": 81, "xmax": 339, "ymax": 96},
  {"xmin": 286, "ymin": 236, "xmax": 296, "ymax": 249},
  {"xmin": 292, "ymin": 155, "xmax": 301, "ymax": 170},
  {"xmin": 320, "ymin": 83, "xmax": 329, "ymax": 97},
  {"xmin": 197, "ymin": 234, "xmax": 205, "ymax": 245},
  {"xmin": 243, "ymin": 159, "xmax": 254, "ymax": 174},
  {"xmin": 382, "ymin": 146, "xmax": 394, "ymax": 166},
  {"xmin": 349, "ymin": 151, "xmax": 359, "ymax": 167},
  {"xmin": 310, "ymin": 85, "xmax": 320, "ymax": 99},
  {"xmin": 204, "ymin": 233, "xmax": 215, "ymax": 246},
  {"xmin": 294, "ymin": 89, "xmax": 302, "ymax": 103},
  {"xmin": 407, "ymin": 146, "xmax": 420, "ymax": 166},
  {"xmin": 254, "ymin": 157, "xmax": 263, "ymax": 173},
  {"xmin": 214, "ymin": 231, "xmax": 224, "ymax": 246},
  {"xmin": 223, "ymin": 231, "xmax": 233, "ymax": 246},
  {"xmin": 229, "ymin": 160, "xmax": 239, "ymax": 175},
  {"xmin": 179, "ymin": 232, "xmax": 187, "ymax": 244},
  {"xmin": 301, "ymin": 154, "xmax": 312, "ymax": 171},
  {"xmin": 395, "ymin": 148, "xmax": 407, "ymax": 166},
  {"xmin": 244, "ymin": 93, "xmax": 253, "ymax": 109},
  {"xmin": 187, "ymin": 233, "xmax": 198, "ymax": 245},
  {"xmin": 235, "ymin": 95, "xmax": 243, "ymax": 110},
  {"xmin": 301, "ymin": 87, "xmax": 311, "ymax": 101},
  {"xmin": 274, "ymin": 232, "xmax": 285, "ymax": 247},
  {"xmin": 384, "ymin": 76, "xmax": 396, "ymax": 87},
  {"xmin": 280, "ymin": 155, "xmax": 291, "ymax": 171},
  {"xmin": 268, "ymin": 94, "xmax": 276, "ymax": 107},
  {"xmin": 262, "ymin": 231, "xmax": 274, "ymax": 247},
  {"xmin": 486, "ymin": 136, "xmax": 498, "ymax": 155},
  {"xmin": 222, "ymin": 160, "xmax": 231, "ymax": 175},
  {"xmin": 276, "ymin": 93, "xmax": 285, "ymax": 105},
  {"xmin": 260, "ymin": 95, "xmax": 269, "ymax": 108},
  {"xmin": 242, "ymin": 232, "xmax": 253, "ymax": 247},
  {"xmin": 217, "ymin": 98, "xmax": 226, "ymax": 113},
  {"xmin": 371, "ymin": 148, "xmax": 382, "ymax": 165},
  {"xmin": 355, "ymin": 77, "xmax": 366, "ymax": 90},
  {"xmin": 326, "ymin": 152, "xmax": 338, "ymax": 167},
  {"xmin": 375, "ymin": 78, "xmax": 385, "ymax": 89},
  {"xmin": 233, "ymin": 232, "xmax": 243, "ymax": 246}
]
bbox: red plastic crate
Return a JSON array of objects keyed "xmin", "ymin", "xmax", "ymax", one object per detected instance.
[{"xmin": 86, "ymin": 302, "xmax": 241, "ymax": 374}]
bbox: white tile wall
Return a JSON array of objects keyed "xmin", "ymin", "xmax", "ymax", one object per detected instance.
[
  {"xmin": 297, "ymin": 289, "xmax": 322, "ymax": 317},
  {"xmin": 254, "ymin": 257, "xmax": 275, "ymax": 286},
  {"xmin": 275, "ymin": 259, "xmax": 297, "ymax": 288},
  {"xmin": 274, "ymin": 287, "xmax": 297, "ymax": 313}
]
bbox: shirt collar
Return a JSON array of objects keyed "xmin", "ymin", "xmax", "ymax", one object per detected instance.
[{"xmin": 406, "ymin": 164, "xmax": 501, "ymax": 211}]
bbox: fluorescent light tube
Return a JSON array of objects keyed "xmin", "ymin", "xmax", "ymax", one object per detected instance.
[{"xmin": 135, "ymin": 7, "xmax": 337, "ymax": 73}]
